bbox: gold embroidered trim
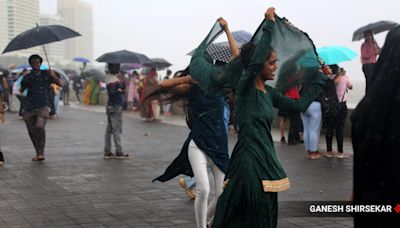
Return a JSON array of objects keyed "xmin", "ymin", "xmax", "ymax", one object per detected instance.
[{"xmin": 262, "ymin": 177, "xmax": 290, "ymax": 192}]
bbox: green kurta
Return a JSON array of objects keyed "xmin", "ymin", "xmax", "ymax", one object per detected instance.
[{"xmin": 212, "ymin": 20, "xmax": 327, "ymax": 228}]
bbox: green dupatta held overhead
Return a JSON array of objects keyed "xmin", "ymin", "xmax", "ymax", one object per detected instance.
[
  {"xmin": 188, "ymin": 21, "xmax": 225, "ymax": 95},
  {"xmin": 212, "ymin": 17, "xmax": 327, "ymax": 228}
]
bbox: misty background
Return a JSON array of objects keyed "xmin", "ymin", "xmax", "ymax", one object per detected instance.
[{"xmin": 39, "ymin": 0, "xmax": 400, "ymax": 107}]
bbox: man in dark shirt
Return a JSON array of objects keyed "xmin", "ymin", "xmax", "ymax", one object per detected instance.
[
  {"xmin": 103, "ymin": 63, "xmax": 129, "ymax": 159},
  {"xmin": 20, "ymin": 54, "xmax": 62, "ymax": 161}
]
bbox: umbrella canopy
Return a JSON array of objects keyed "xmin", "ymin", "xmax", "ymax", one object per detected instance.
[
  {"xmin": 316, "ymin": 46, "xmax": 358, "ymax": 65},
  {"xmin": 352, "ymin": 20, "xmax": 398, "ymax": 41},
  {"xmin": 143, "ymin": 58, "xmax": 172, "ymax": 71},
  {"xmin": 121, "ymin": 63, "xmax": 142, "ymax": 72},
  {"xmin": 81, "ymin": 69, "xmax": 105, "ymax": 81},
  {"xmin": 73, "ymin": 57, "xmax": 90, "ymax": 63},
  {"xmin": 2, "ymin": 24, "xmax": 81, "ymax": 54},
  {"xmin": 188, "ymin": 30, "xmax": 252, "ymax": 63},
  {"xmin": 62, "ymin": 69, "xmax": 79, "ymax": 79},
  {"xmin": 0, "ymin": 68, "xmax": 10, "ymax": 78},
  {"xmin": 96, "ymin": 49, "xmax": 152, "ymax": 64}
]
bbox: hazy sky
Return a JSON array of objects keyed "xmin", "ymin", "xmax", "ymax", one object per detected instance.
[{"xmin": 40, "ymin": 0, "xmax": 400, "ymax": 82}]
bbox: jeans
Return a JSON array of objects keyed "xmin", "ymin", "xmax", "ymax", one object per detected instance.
[
  {"xmin": 301, "ymin": 101, "xmax": 322, "ymax": 152},
  {"xmin": 104, "ymin": 106, "xmax": 123, "ymax": 154},
  {"xmin": 188, "ymin": 140, "xmax": 225, "ymax": 228}
]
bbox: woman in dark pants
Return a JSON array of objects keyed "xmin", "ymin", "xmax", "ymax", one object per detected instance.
[{"xmin": 324, "ymin": 68, "xmax": 352, "ymax": 158}]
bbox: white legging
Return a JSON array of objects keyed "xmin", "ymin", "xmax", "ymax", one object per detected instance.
[{"xmin": 188, "ymin": 140, "xmax": 225, "ymax": 228}]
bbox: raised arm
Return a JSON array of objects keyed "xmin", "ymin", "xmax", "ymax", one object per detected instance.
[
  {"xmin": 49, "ymin": 70, "xmax": 62, "ymax": 87},
  {"xmin": 270, "ymin": 71, "xmax": 328, "ymax": 112},
  {"xmin": 237, "ymin": 7, "xmax": 276, "ymax": 95},
  {"xmin": 218, "ymin": 18, "xmax": 240, "ymax": 60}
]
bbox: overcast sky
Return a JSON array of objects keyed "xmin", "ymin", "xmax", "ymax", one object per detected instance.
[{"xmin": 40, "ymin": 0, "xmax": 400, "ymax": 82}]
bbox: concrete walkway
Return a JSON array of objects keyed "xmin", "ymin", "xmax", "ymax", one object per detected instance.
[{"xmin": 0, "ymin": 103, "xmax": 353, "ymax": 227}]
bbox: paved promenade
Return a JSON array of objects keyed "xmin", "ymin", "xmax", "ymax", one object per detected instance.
[{"xmin": 0, "ymin": 103, "xmax": 353, "ymax": 227}]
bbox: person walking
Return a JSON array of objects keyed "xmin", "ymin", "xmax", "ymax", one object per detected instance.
[
  {"xmin": 212, "ymin": 8, "xmax": 328, "ymax": 228},
  {"xmin": 103, "ymin": 63, "xmax": 129, "ymax": 159},
  {"xmin": 20, "ymin": 54, "xmax": 62, "ymax": 161}
]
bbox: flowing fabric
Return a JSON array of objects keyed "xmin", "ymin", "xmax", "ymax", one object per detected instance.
[
  {"xmin": 352, "ymin": 25, "xmax": 400, "ymax": 228},
  {"xmin": 154, "ymin": 21, "xmax": 230, "ymax": 183},
  {"xmin": 212, "ymin": 19, "xmax": 327, "ymax": 228}
]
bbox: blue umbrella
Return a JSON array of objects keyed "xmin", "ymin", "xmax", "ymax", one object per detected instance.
[
  {"xmin": 316, "ymin": 46, "xmax": 358, "ymax": 65},
  {"xmin": 73, "ymin": 57, "xmax": 90, "ymax": 63}
]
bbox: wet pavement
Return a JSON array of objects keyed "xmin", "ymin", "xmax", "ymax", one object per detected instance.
[{"xmin": 0, "ymin": 103, "xmax": 353, "ymax": 227}]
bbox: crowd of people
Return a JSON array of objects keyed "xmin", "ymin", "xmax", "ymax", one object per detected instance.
[{"xmin": 0, "ymin": 5, "xmax": 399, "ymax": 228}]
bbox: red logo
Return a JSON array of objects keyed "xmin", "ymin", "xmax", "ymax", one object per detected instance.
[{"xmin": 394, "ymin": 204, "xmax": 400, "ymax": 214}]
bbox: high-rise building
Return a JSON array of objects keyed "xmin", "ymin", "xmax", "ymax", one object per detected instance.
[
  {"xmin": 0, "ymin": 0, "xmax": 40, "ymax": 57},
  {"xmin": 58, "ymin": 0, "xmax": 93, "ymax": 61},
  {"xmin": 39, "ymin": 14, "xmax": 65, "ymax": 63}
]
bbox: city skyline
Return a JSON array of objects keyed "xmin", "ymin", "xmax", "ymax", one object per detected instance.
[{"xmin": 0, "ymin": 0, "xmax": 93, "ymax": 66}]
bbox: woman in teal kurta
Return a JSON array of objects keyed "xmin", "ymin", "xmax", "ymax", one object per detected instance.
[{"xmin": 212, "ymin": 8, "xmax": 327, "ymax": 228}]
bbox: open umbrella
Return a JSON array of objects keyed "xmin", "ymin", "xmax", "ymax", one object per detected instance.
[
  {"xmin": 121, "ymin": 63, "xmax": 142, "ymax": 72},
  {"xmin": 73, "ymin": 57, "xmax": 90, "ymax": 63},
  {"xmin": 81, "ymin": 69, "xmax": 105, "ymax": 81},
  {"xmin": 2, "ymin": 24, "xmax": 81, "ymax": 69},
  {"xmin": 96, "ymin": 50, "xmax": 152, "ymax": 64},
  {"xmin": 316, "ymin": 46, "xmax": 358, "ymax": 65},
  {"xmin": 188, "ymin": 30, "xmax": 252, "ymax": 63},
  {"xmin": 352, "ymin": 20, "xmax": 398, "ymax": 41},
  {"xmin": 143, "ymin": 58, "xmax": 172, "ymax": 71}
]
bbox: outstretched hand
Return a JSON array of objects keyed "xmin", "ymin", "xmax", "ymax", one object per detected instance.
[
  {"xmin": 265, "ymin": 7, "xmax": 276, "ymax": 21},
  {"xmin": 218, "ymin": 17, "xmax": 229, "ymax": 31}
]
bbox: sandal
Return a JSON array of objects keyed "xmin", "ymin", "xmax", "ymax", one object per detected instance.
[{"xmin": 32, "ymin": 155, "xmax": 45, "ymax": 161}]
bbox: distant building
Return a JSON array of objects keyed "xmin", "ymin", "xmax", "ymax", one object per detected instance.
[
  {"xmin": 58, "ymin": 0, "xmax": 93, "ymax": 61},
  {"xmin": 0, "ymin": 0, "xmax": 40, "ymax": 57}
]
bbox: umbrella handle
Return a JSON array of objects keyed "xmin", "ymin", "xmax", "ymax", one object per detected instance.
[
  {"xmin": 41, "ymin": 45, "xmax": 51, "ymax": 71},
  {"xmin": 36, "ymin": 23, "xmax": 51, "ymax": 71}
]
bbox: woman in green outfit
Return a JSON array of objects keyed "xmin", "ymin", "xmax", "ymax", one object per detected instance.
[{"xmin": 212, "ymin": 7, "xmax": 328, "ymax": 228}]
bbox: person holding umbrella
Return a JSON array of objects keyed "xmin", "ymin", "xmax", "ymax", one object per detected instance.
[
  {"xmin": 361, "ymin": 30, "xmax": 381, "ymax": 92},
  {"xmin": 20, "ymin": 54, "xmax": 62, "ymax": 161},
  {"xmin": 103, "ymin": 63, "xmax": 129, "ymax": 159}
]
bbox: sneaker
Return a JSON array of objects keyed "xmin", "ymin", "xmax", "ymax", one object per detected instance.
[
  {"xmin": 115, "ymin": 153, "xmax": 130, "ymax": 159},
  {"xmin": 334, "ymin": 152, "xmax": 352, "ymax": 159},
  {"xmin": 325, "ymin": 151, "xmax": 335, "ymax": 158},
  {"xmin": 280, "ymin": 137, "xmax": 286, "ymax": 144},
  {"xmin": 0, "ymin": 151, "xmax": 4, "ymax": 166},
  {"xmin": 103, "ymin": 153, "xmax": 115, "ymax": 159}
]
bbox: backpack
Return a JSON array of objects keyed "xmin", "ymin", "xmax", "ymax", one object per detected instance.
[{"xmin": 320, "ymin": 79, "xmax": 340, "ymax": 119}]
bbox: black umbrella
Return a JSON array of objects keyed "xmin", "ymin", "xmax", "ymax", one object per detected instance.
[
  {"xmin": 143, "ymin": 58, "xmax": 172, "ymax": 70},
  {"xmin": 2, "ymin": 24, "xmax": 81, "ymax": 53},
  {"xmin": 352, "ymin": 20, "xmax": 398, "ymax": 41},
  {"xmin": 96, "ymin": 49, "xmax": 152, "ymax": 64},
  {"xmin": 1, "ymin": 24, "xmax": 81, "ymax": 70}
]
